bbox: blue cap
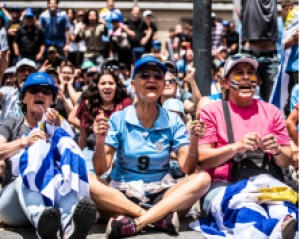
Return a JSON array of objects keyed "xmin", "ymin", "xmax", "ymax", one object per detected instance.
[
  {"xmin": 11, "ymin": 6, "xmax": 20, "ymax": 11},
  {"xmin": 20, "ymin": 72, "xmax": 58, "ymax": 95},
  {"xmin": 152, "ymin": 40, "xmax": 161, "ymax": 49},
  {"xmin": 132, "ymin": 55, "xmax": 167, "ymax": 79},
  {"xmin": 111, "ymin": 12, "xmax": 121, "ymax": 22},
  {"xmin": 24, "ymin": 8, "xmax": 34, "ymax": 18},
  {"xmin": 222, "ymin": 20, "xmax": 229, "ymax": 27},
  {"xmin": 162, "ymin": 98, "xmax": 185, "ymax": 116}
]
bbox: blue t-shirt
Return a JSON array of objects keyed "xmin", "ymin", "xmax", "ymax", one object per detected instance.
[
  {"xmin": 276, "ymin": 17, "xmax": 284, "ymax": 62},
  {"xmin": 286, "ymin": 45, "xmax": 299, "ymax": 73},
  {"xmin": 100, "ymin": 8, "xmax": 123, "ymax": 42},
  {"xmin": 208, "ymin": 93, "xmax": 222, "ymax": 102},
  {"xmin": 290, "ymin": 84, "xmax": 299, "ymax": 112},
  {"xmin": 39, "ymin": 10, "xmax": 70, "ymax": 47},
  {"xmin": 105, "ymin": 105, "xmax": 189, "ymax": 182},
  {"xmin": 176, "ymin": 59, "xmax": 188, "ymax": 74}
]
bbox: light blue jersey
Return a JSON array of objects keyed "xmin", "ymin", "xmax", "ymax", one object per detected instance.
[{"xmin": 105, "ymin": 105, "xmax": 189, "ymax": 182}]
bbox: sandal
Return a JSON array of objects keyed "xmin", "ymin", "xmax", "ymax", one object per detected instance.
[{"xmin": 281, "ymin": 216, "xmax": 297, "ymax": 239}]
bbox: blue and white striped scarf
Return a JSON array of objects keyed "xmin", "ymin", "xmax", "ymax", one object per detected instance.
[{"xmin": 10, "ymin": 120, "xmax": 89, "ymax": 207}]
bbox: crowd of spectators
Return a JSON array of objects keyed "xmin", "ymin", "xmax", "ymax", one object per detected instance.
[{"xmin": 0, "ymin": 0, "xmax": 298, "ymax": 238}]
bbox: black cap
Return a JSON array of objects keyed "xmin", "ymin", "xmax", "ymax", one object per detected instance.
[{"xmin": 163, "ymin": 60, "xmax": 178, "ymax": 74}]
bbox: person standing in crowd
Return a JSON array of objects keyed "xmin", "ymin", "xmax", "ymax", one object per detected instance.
[
  {"xmin": 142, "ymin": 10, "xmax": 157, "ymax": 54},
  {"xmin": 6, "ymin": 6, "xmax": 22, "ymax": 66},
  {"xmin": 109, "ymin": 12, "xmax": 135, "ymax": 71},
  {"xmin": 13, "ymin": 9, "xmax": 45, "ymax": 65},
  {"xmin": 283, "ymin": 4, "xmax": 298, "ymax": 116},
  {"xmin": 39, "ymin": 0, "xmax": 70, "ymax": 57},
  {"xmin": 125, "ymin": 6, "xmax": 147, "ymax": 62},
  {"xmin": 277, "ymin": 1, "xmax": 294, "ymax": 62},
  {"xmin": 211, "ymin": 12, "xmax": 224, "ymax": 56},
  {"xmin": 100, "ymin": 0, "xmax": 123, "ymax": 58},
  {"xmin": 241, "ymin": 0, "xmax": 278, "ymax": 102},
  {"xmin": 164, "ymin": 27, "xmax": 179, "ymax": 61},
  {"xmin": 88, "ymin": 55, "xmax": 210, "ymax": 238},
  {"xmin": 0, "ymin": 57, "xmax": 37, "ymax": 121},
  {"xmin": 0, "ymin": 11, "xmax": 8, "ymax": 52},
  {"xmin": 77, "ymin": 9, "xmax": 108, "ymax": 67},
  {"xmin": 74, "ymin": 10, "xmax": 86, "ymax": 68},
  {"xmin": 66, "ymin": 8, "xmax": 78, "ymax": 67},
  {"xmin": 223, "ymin": 22, "xmax": 239, "ymax": 55}
]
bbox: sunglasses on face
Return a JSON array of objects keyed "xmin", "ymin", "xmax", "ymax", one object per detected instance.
[
  {"xmin": 61, "ymin": 71, "xmax": 73, "ymax": 75},
  {"xmin": 27, "ymin": 86, "xmax": 53, "ymax": 95},
  {"xmin": 138, "ymin": 70, "xmax": 164, "ymax": 81},
  {"xmin": 103, "ymin": 65, "xmax": 119, "ymax": 70},
  {"xmin": 165, "ymin": 79, "xmax": 177, "ymax": 84}
]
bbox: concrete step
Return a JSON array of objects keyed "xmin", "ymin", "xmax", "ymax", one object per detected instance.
[{"xmin": 0, "ymin": 218, "xmax": 204, "ymax": 239}]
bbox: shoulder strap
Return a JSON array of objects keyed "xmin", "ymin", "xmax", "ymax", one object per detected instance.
[{"xmin": 222, "ymin": 100, "xmax": 235, "ymax": 144}]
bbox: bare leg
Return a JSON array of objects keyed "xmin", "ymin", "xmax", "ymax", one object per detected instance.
[
  {"xmin": 88, "ymin": 173, "xmax": 146, "ymax": 218},
  {"xmin": 134, "ymin": 171, "xmax": 211, "ymax": 230}
]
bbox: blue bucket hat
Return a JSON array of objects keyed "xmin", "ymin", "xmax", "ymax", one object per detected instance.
[
  {"xmin": 132, "ymin": 55, "xmax": 167, "ymax": 79},
  {"xmin": 20, "ymin": 72, "xmax": 58, "ymax": 95}
]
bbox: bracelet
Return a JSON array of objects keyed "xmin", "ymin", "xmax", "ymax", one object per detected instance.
[
  {"xmin": 188, "ymin": 151, "xmax": 198, "ymax": 156},
  {"xmin": 273, "ymin": 146, "xmax": 281, "ymax": 156},
  {"xmin": 94, "ymin": 150, "xmax": 105, "ymax": 157}
]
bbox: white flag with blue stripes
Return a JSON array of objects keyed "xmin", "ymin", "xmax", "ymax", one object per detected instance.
[
  {"xmin": 269, "ymin": 7, "xmax": 298, "ymax": 113},
  {"xmin": 10, "ymin": 121, "xmax": 89, "ymax": 207},
  {"xmin": 189, "ymin": 174, "xmax": 298, "ymax": 239}
]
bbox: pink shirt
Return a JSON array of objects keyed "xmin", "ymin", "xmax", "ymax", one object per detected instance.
[{"xmin": 198, "ymin": 100, "xmax": 290, "ymax": 147}]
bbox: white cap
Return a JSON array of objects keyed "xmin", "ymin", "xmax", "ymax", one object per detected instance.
[
  {"xmin": 211, "ymin": 12, "xmax": 216, "ymax": 18},
  {"xmin": 218, "ymin": 46, "xmax": 227, "ymax": 53},
  {"xmin": 143, "ymin": 10, "xmax": 153, "ymax": 17},
  {"xmin": 222, "ymin": 54, "xmax": 258, "ymax": 78},
  {"xmin": 16, "ymin": 58, "xmax": 37, "ymax": 71},
  {"xmin": 4, "ymin": 66, "xmax": 16, "ymax": 74}
]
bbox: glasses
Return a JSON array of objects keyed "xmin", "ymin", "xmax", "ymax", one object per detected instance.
[
  {"xmin": 61, "ymin": 71, "xmax": 73, "ymax": 75},
  {"xmin": 103, "ymin": 65, "xmax": 119, "ymax": 70},
  {"xmin": 138, "ymin": 71, "xmax": 164, "ymax": 81},
  {"xmin": 165, "ymin": 79, "xmax": 177, "ymax": 84},
  {"xmin": 27, "ymin": 86, "xmax": 53, "ymax": 95}
]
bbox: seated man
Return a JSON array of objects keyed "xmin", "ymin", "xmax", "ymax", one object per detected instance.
[
  {"xmin": 0, "ymin": 72, "xmax": 96, "ymax": 239},
  {"xmin": 196, "ymin": 54, "xmax": 296, "ymax": 238}
]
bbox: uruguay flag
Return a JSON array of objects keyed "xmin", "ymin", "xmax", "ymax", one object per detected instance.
[
  {"xmin": 269, "ymin": 7, "xmax": 298, "ymax": 113},
  {"xmin": 189, "ymin": 174, "xmax": 298, "ymax": 239},
  {"xmin": 10, "ymin": 120, "xmax": 89, "ymax": 207}
]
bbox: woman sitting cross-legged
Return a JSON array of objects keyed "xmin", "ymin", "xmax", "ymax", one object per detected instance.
[{"xmin": 88, "ymin": 55, "xmax": 211, "ymax": 238}]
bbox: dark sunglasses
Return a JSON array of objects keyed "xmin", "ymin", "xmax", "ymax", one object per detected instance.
[
  {"xmin": 138, "ymin": 71, "xmax": 164, "ymax": 81},
  {"xmin": 61, "ymin": 71, "xmax": 73, "ymax": 75},
  {"xmin": 27, "ymin": 86, "xmax": 53, "ymax": 95},
  {"xmin": 165, "ymin": 79, "xmax": 177, "ymax": 84},
  {"xmin": 103, "ymin": 65, "xmax": 119, "ymax": 70}
]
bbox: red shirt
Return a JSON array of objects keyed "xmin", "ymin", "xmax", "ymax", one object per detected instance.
[{"xmin": 76, "ymin": 97, "xmax": 132, "ymax": 131}]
